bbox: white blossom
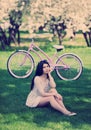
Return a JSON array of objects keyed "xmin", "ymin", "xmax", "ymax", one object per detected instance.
[{"xmin": 27, "ymin": 0, "xmax": 91, "ymax": 35}]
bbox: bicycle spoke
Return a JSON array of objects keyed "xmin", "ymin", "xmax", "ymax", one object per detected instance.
[
  {"xmin": 7, "ymin": 51, "xmax": 34, "ymax": 78},
  {"xmin": 55, "ymin": 53, "xmax": 83, "ymax": 80}
]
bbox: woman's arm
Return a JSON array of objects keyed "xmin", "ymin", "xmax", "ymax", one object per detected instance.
[
  {"xmin": 49, "ymin": 88, "xmax": 63, "ymax": 100},
  {"xmin": 48, "ymin": 73, "xmax": 63, "ymax": 100},
  {"xmin": 48, "ymin": 73, "xmax": 56, "ymax": 88}
]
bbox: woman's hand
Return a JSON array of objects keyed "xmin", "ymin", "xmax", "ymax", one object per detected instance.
[
  {"xmin": 49, "ymin": 89, "xmax": 63, "ymax": 100},
  {"xmin": 55, "ymin": 93, "xmax": 63, "ymax": 100},
  {"xmin": 48, "ymin": 67, "xmax": 53, "ymax": 76}
]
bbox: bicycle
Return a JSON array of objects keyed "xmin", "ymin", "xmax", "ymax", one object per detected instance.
[{"xmin": 7, "ymin": 39, "xmax": 83, "ymax": 80}]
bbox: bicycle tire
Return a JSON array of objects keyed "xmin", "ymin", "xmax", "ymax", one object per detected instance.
[
  {"xmin": 7, "ymin": 50, "xmax": 34, "ymax": 78},
  {"xmin": 55, "ymin": 53, "xmax": 83, "ymax": 81}
]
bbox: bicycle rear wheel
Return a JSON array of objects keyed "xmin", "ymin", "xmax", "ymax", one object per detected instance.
[
  {"xmin": 7, "ymin": 51, "xmax": 34, "ymax": 78},
  {"xmin": 55, "ymin": 53, "xmax": 83, "ymax": 81}
]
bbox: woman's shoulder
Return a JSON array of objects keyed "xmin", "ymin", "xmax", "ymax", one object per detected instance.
[
  {"xmin": 34, "ymin": 76, "xmax": 40, "ymax": 81},
  {"xmin": 34, "ymin": 76, "xmax": 42, "ymax": 85}
]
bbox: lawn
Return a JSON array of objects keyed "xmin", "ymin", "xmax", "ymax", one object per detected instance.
[{"xmin": 0, "ymin": 36, "xmax": 91, "ymax": 130}]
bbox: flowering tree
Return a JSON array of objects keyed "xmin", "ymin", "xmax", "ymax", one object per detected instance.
[
  {"xmin": 0, "ymin": 0, "xmax": 18, "ymax": 49},
  {"xmin": 0, "ymin": 0, "xmax": 25, "ymax": 49},
  {"xmin": 0, "ymin": 0, "xmax": 91, "ymax": 48},
  {"xmin": 27, "ymin": 0, "xmax": 91, "ymax": 46},
  {"xmin": 64, "ymin": 0, "xmax": 91, "ymax": 46}
]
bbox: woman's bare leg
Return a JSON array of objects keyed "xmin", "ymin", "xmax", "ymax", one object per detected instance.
[
  {"xmin": 55, "ymin": 98, "xmax": 71, "ymax": 113},
  {"xmin": 49, "ymin": 89, "xmax": 71, "ymax": 112},
  {"xmin": 38, "ymin": 96, "xmax": 70, "ymax": 114}
]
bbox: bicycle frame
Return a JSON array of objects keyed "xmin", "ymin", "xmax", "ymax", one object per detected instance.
[{"xmin": 27, "ymin": 39, "xmax": 66, "ymax": 70}]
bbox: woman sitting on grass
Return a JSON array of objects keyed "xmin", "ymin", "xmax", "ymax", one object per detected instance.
[{"xmin": 26, "ymin": 60, "xmax": 76, "ymax": 116}]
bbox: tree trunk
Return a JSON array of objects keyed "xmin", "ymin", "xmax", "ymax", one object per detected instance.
[
  {"xmin": 56, "ymin": 29, "xmax": 62, "ymax": 45},
  {"xmin": 83, "ymin": 32, "xmax": 91, "ymax": 47},
  {"xmin": 8, "ymin": 27, "xmax": 20, "ymax": 46},
  {"xmin": 0, "ymin": 27, "xmax": 9, "ymax": 50},
  {"xmin": 88, "ymin": 30, "xmax": 91, "ymax": 46},
  {"xmin": 17, "ymin": 29, "xmax": 20, "ymax": 45}
]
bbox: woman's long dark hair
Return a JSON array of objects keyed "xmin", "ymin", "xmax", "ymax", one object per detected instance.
[{"xmin": 30, "ymin": 60, "xmax": 50, "ymax": 90}]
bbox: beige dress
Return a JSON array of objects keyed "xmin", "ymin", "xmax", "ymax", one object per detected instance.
[{"xmin": 26, "ymin": 76, "xmax": 50, "ymax": 107}]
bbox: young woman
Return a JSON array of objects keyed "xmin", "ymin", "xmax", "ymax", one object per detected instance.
[{"xmin": 26, "ymin": 60, "xmax": 76, "ymax": 116}]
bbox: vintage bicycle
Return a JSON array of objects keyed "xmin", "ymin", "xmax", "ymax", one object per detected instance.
[{"xmin": 7, "ymin": 39, "xmax": 83, "ymax": 80}]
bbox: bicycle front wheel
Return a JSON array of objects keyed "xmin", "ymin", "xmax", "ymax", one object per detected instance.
[
  {"xmin": 56, "ymin": 53, "xmax": 83, "ymax": 81},
  {"xmin": 7, "ymin": 51, "xmax": 34, "ymax": 78}
]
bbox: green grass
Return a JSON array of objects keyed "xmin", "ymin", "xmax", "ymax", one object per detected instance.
[{"xmin": 0, "ymin": 38, "xmax": 91, "ymax": 130}]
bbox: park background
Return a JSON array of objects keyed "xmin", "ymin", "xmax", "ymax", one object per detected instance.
[{"xmin": 0, "ymin": 0, "xmax": 91, "ymax": 130}]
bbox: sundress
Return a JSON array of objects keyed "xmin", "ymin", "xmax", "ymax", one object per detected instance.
[{"xmin": 26, "ymin": 76, "xmax": 50, "ymax": 107}]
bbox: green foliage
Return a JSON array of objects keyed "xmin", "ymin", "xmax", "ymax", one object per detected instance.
[{"xmin": 0, "ymin": 42, "xmax": 91, "ymax": 130}]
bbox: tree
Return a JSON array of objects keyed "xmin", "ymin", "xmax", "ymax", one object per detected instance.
[
  {"xmin": 64, "ymin": 0, "xmax": 91, "ymax": 46},
  {"xmin": 0, "ymin": 0, "xmax": 18, "ymax": 49},
  {"xmin": 0, "ymin": 0, "xmax": 25, "ymax": 49},
  {"xmin": 27, "ymin": 0, "xmax": 91, "ymax": 46},
  {"xmin": 8, "ymin": 10, "xmax": 22, "ymax": 46}
]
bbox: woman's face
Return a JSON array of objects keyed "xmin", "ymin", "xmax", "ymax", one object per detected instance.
[{"xmin": 42, "ymin": 63, "xmax": 50, "ymax": 74}]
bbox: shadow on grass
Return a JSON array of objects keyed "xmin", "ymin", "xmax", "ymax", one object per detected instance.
[{"xmin": 0, "ymin": 67, "xmax": 91, "ymax": 128}]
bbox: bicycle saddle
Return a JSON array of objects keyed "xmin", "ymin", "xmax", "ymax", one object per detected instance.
[{"xmin": 53, "ymin": 45, "xmax": 64, "ymax": 51}]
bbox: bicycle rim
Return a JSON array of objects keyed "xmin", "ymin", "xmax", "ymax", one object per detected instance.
[
  {"xmin": 56, "ymin": 53, "xmax": 83, "ymax": 81},
  {"xmin": 7, "ymin": 51, "xmax": 34, "ymax": 78}
]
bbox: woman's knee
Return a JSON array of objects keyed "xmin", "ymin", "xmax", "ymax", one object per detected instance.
[{"xmin": 49, "ymin": 95, "xmax": 55, "ymax": 102}]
